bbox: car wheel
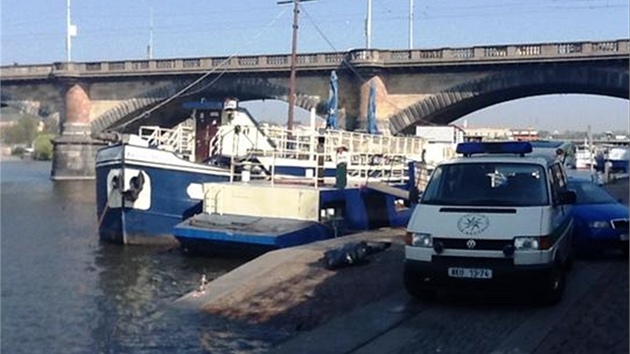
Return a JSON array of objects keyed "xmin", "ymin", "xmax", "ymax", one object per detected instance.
[
  {"xmin": 403, "ymin": 268, "xmax": 436, "ymax": 301},
  {"xmin": 540, "ymin": 262, "xmax": 565, "ymax": 306}
]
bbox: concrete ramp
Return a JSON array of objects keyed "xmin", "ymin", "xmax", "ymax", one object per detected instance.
[
  {"xmin": 365, "ymin": 181, "xmax": 409, "ymax": 199},
  {"xmin": 173, "ymin": 228, "xmax": 403, "ymax": 316}
]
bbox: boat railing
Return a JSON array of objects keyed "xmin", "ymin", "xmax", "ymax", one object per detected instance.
[
  {"xmin": 205, "ymin": 125, "xmax": 425, "ymax": 185},
  {"xmin": 219, "ymin": 145, "xmax": 420, "ymax": 190},
  {"xmin": 414, "ymin": 161, "xmax": 435, "ymax": 191},
  {"xmin": 259, "ymin": 126, "xmax": 426, "ymax": 160},
  {"xmin": 138, "ymin": 124, "xmax": 195, "ymax": 159}
]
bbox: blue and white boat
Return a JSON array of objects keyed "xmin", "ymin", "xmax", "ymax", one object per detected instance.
[
  {"xmin": 606, "ymin": 146, "xmax": 629, "ymax": 173},
  {"xmin": 172, "ymin": 177, "xmax": 418, "ymax": 256},
  {"xmin": 95, "ymin": 99, "xmax": 426, "ymax": 245}
]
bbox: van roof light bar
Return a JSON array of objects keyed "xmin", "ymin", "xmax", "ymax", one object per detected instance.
[{"xmin": 456, "ymin": 141, "xmax": 533, "ymax": 157}]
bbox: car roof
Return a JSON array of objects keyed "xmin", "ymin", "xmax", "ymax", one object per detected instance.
[{"xmin": 441, "ymin": 153, "xmax": 554, "ymax": 167}]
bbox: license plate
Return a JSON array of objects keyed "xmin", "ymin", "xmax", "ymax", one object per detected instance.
[
  {"xmin": 448, "ymin": 267, "xmax": 493, "ymax": 279},
  {"xmin": 620, "ymin": 234, "xmax": 629, "ymax": 241}
]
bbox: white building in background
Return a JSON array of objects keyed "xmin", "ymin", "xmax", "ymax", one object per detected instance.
[
  {"xmin": 463, "ymin": 127, "xmax": 514, "ymax": 140},
  {"xmin": 415, "ymin": 125, "xmax": 466, "ymax": 166}
]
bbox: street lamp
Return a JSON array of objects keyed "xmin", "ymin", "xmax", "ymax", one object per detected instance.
[{"xmin": 66, "ymin": 0, "xmax": 77, "ymax": 62}]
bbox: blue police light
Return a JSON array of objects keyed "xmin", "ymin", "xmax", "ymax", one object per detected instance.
[{"xmin": 456, "ymin": 141, "xmax": 533, "ymax": 156}]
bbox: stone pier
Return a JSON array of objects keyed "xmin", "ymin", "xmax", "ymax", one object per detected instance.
[{"xmin": 51, "ymin": 80, "xmax": 104, "ymax": 180}]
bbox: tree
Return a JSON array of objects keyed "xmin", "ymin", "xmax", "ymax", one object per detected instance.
[
  {"xmin": 32, "ymin": 134, "xmax": 54, "ymax": 160},
  {"xmin": 1, "ymin": 115, "xmax": 40, "ymax": 146}
]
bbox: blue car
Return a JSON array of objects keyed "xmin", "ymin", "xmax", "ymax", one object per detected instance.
[{"xmin": 568, "ymin": 178, "xmax": 629, "ymax": 256}]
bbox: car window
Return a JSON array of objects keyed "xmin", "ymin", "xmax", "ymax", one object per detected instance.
[
  {"xmin": 568, "ymin": 181, "xmax": 618, "ymax": 204},
  {"xmin": 421, "ymin": 162, "xmax": 549, "ymax": 206}
]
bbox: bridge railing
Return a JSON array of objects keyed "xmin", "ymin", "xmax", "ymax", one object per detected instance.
[
  {"xmin": 1, "ymin": 39, "xmax": 627, "ymax": 79},
  {"xmin": 375, "ymin": 39, "xmax": 629, "ymax": 65}
]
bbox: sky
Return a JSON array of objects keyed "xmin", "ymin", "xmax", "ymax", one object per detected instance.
[{"xmin": 1, "ymin": 0, "xmax": 629, "ymax": 132}]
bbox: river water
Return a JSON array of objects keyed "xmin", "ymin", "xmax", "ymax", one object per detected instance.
[{"xmin": 1, "ymin": 160, "xmax": 284, "ymax": 353}]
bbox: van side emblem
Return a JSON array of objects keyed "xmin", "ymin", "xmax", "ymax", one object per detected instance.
[
  {"xmin": 466, "ymin": 239, "xmax": 476, "ymax": 249},
  {"xmin": 457, "ymin": 214, "xmax": 489, "ymax": 235}
]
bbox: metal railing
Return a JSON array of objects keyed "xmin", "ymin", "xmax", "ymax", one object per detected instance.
[
  {"xmin": 209, "ymin": 125, "xmax": 427, "ymax": 186},
  {"xmin": 138, "ymin": 124, "xmax": 195, "ymax": 160},
  {"xmin": 259, "ymin": 126, "xmax": 425, "ymax": 160}
]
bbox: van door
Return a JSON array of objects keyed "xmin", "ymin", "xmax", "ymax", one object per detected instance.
[{"xmin": 548, "ymin": 163, "xmax": 572, "ymax": 259}]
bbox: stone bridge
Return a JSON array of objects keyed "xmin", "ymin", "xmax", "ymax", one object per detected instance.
[{"xmin": 1, "ymin": 39, "xmax": 627, "ymax": 179}]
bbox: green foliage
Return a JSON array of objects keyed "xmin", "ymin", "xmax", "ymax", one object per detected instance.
[
  {"xmin": 1, "ymin": 115, "xmax": 40, "ymax": 145},
  {"xmin": 33, "ymin": 134, "xmax": 54, "ymax": 160},
  {"xmin": 10, "ymin": 146, "xmax": 26, "ymax": 156}
]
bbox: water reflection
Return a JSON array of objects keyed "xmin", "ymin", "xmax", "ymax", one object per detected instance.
[{"xmin": 2, "ymin": 161, "xmax": 270, "ymax": 353}]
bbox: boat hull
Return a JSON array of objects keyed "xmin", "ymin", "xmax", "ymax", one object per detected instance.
[{"xmin": 96, "ymin": 144, "xmax": 233, "ymax": 244}]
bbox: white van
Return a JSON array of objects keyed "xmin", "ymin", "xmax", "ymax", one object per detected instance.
[{"xmin": 404, "ymin": 141, "xmax": 576, "ymax": 304}]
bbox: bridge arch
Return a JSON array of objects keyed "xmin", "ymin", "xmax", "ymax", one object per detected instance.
[
  {"xmin": 388, "ymin": 66, "xmax": 629, "ymax": 135},
  {"xmin": 91, "ymin": 77, "xmax": 320, "ymax": 133}
]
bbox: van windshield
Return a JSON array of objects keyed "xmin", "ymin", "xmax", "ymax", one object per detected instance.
[{"xmin": 421, "ymin": 162, "xmax": 549, "ymax": 207}]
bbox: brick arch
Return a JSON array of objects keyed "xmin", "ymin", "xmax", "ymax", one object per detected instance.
[
  {"xmin": 91, "ymin": 77, "xmax": 320, "ymax": 133},
  {"xmin": 388, "ymin": 67, "xmax": 629, "ymax": 135}
]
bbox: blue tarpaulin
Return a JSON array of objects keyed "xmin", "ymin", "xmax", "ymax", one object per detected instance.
[
  {"xmin": 326, "ymin": 70, "xmax": 338, "ymax": 129},
  {"xmin": 367, "ymin": 82, "xmax": 378, "ymax": 134}
]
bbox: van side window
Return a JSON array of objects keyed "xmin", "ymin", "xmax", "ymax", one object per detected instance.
[{"xmin": 549, "ymin": 163, "xmax": 566, "ymax": 203}]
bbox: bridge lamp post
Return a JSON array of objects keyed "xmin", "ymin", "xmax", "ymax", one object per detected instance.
[
  {"xmin": 365, "ymin": 0, "xmax": 372, "ymax": 49},
  {"xmin": 278, "ymin": 0, "xmax": 316, "ymax": 132},
  {"xmin": 409, "ymin": 0, "xmax": 413, "ymax": 49},
  {"xmin": 66, "ymin": 0, "xmax": 77, "ymax": 62}
]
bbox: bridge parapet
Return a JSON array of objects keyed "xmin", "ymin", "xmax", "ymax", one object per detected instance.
[
  {"xmin": 1, "ymin": 64, "xmax": 53, "ymax": 79},
  {"xmin": 1, "ymin": 39, "xmax": 627, "ymax": 80},
  {"xmin": 376, "ymin": 39, "xmax": 628, "ymax": 65}
]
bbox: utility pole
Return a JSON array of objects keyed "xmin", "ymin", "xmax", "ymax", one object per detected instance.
[
  {"xmin": 409, "ymin": 0, "xmax": 414, "ymax": 49},
  {"xmin": 288, "ymin": 0, "xmax": 299, "ymax": 131},
  {"xmin": 365, "ymin": 0, "xmax": 372, "ymax": 49},
  {"xmin": 278, "ymin": 0, "xmax": 315, "ymax": 131}
]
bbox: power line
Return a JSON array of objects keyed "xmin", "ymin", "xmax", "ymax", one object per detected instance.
[{"xmin": 109, "ymin": 5, "xmax": 291, "ymax": 131}]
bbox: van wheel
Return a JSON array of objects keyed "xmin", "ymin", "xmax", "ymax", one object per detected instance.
[
  {"xmin": 403, "ymin": 268, "xmax": 436, "ymax": 301},
  {"xmin": 540, "ymin": 263, "xmax": 565, "ymax": 305}
]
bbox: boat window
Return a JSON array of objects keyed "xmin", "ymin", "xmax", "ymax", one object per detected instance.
[{"xmin": 421, "ymin": 162, "xmax": 549, "ymax": 207}]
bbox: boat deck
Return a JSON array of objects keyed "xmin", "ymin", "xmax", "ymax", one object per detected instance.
[{"xmin": 174, "ymin": 213, "xmax": 336, "ymax": 255}]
